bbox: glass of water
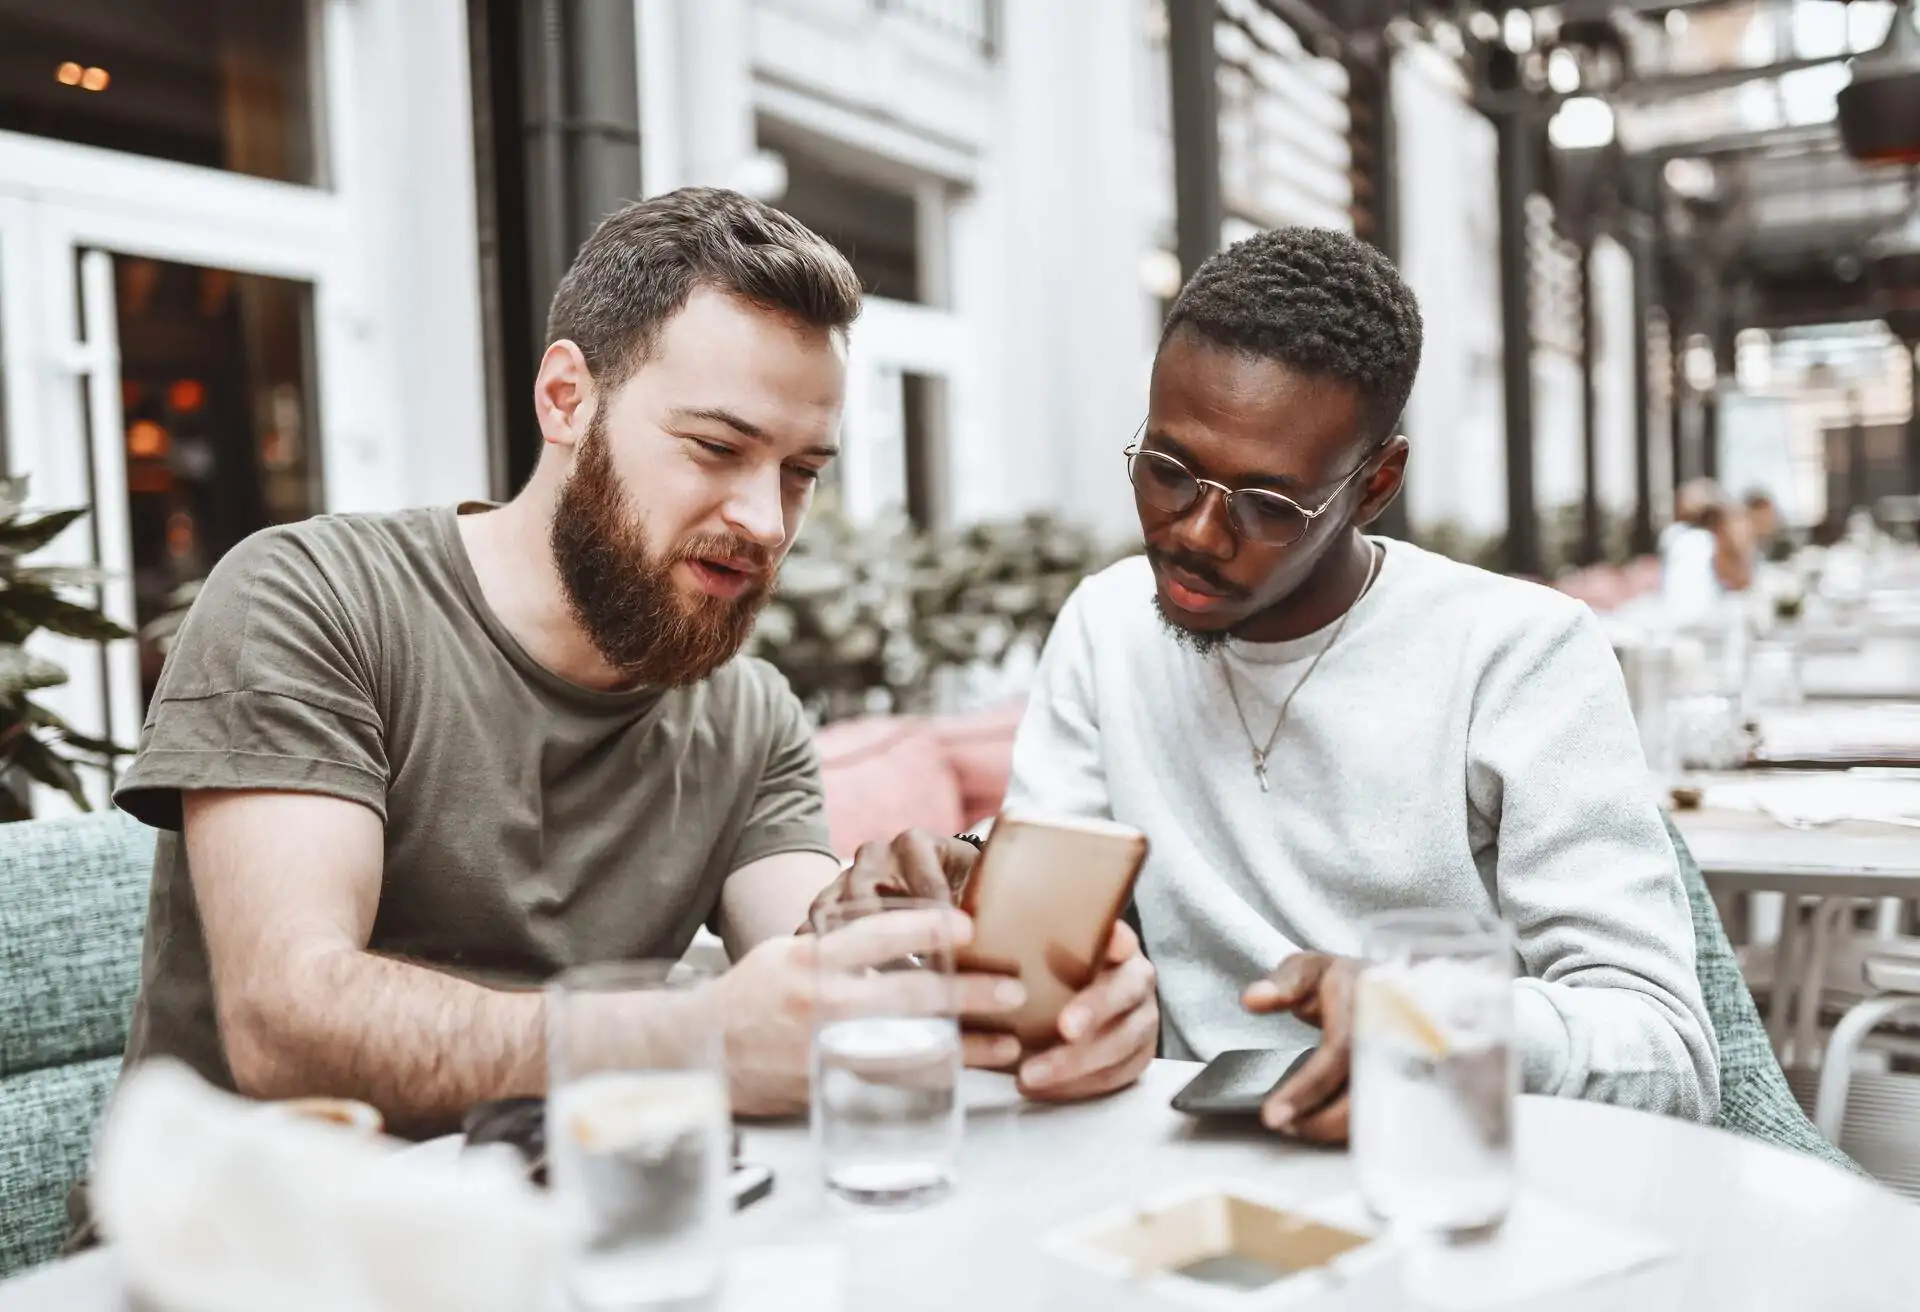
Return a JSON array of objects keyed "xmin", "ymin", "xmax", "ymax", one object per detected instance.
[
  {"xmin": 547, "ymin": 961, "xmax": 729, "ymax": 1312},
  {"xmin": 809, "ymin": 895, "xmax": 965, "ymax": 1209},
  {"xmin": 1351, "ymin": 908, "xmax": 1516, "ymax": 1238}
]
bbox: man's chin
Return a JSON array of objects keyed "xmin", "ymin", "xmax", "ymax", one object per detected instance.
[{"xmin": 1152, "ymin": 593, "xmax": 1234, "ymax": 656}]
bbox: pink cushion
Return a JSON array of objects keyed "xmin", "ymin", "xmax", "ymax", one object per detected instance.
[
  {"xmin": 930, "ymin": 699, "xmax": 1024, "ymax": 826},
  {"xmin": 815, "ymin": 716, "xmax": 966, "ymax": 859}
]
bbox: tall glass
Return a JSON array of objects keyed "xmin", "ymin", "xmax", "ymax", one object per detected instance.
[
  {"xmin": 1351, "ymin": 909, "xmax": 1516, "ymax": 1238},
  {"xmin": 547, "ymin": 962, "xmax": 728, "ymax": 1312},
  {"xmin": 809, "ymin": 896, "xmax": 965, "ymax": 1209}
]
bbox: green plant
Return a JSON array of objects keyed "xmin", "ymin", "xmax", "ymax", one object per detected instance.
[
  {"xmin": 0, "ymin": 478, "xmax": 131, "ymax": 820},
  {"xmin": 746, "ymin": 505, "xmax": 1132, "ymax": 723}
]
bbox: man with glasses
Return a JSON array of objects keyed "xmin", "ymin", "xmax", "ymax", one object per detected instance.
[{"xmin": 894, "ymin": 227, "xmax": 1717, "ymax": 1142}]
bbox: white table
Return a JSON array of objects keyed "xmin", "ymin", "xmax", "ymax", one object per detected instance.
[{"xmin": 4, "ymin": 1062, "xmax": 1916, "ymax": 1311}]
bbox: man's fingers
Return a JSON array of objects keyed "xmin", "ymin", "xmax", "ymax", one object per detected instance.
[
  {"xmin": 819, "ymin": 966, "xmax": 1022, "ymax": 1022},
  {"xmin": 1243, "ymin": 953, "xmax": 1330, "ymax": 1014},
  {"xmin": 813, "ymin": 907, "xmax": 973, "ymax": 970},
  {"xmin": 1289, "ymin": 1092, "xmax": 1350, "ymax": 1144},
  {"xmin": 1262, "ymin": 1043, "xmax": 1349, "ymax": 1132},
  {"xmin": 1057, "ymin": 954, "xmax": 1155, "ymax": 1043},
  {"xmin": 843, "ymin": 830, "xmax": 952, "ymax": 903},
  {"xmin": 962, "ymin": 1031, "xmax": 1022, "ymax": 1070},
  {"xmin": 1019, "ymin": 1001, "xmax": 1159, "ymax": 1101},
  {"xmin": 1020, "ymin": 1039, "xmax": 1154, "ymax": 1104},
  {"xmin": 1105, "ymin": 918, "xmax": 1140, "ymax": 965}
]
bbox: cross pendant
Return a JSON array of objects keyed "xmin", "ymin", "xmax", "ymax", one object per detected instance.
[{"xmin": 1253, "ymin": 751, "xmax": 1269, "ymax": 793}]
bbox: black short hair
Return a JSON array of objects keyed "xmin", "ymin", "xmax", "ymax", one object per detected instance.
[
  {"xmin": 1160, "ymin": 227, "xmax": 1423, "ymax": 445},
  {"xmin": 546, "ymin": 186, "xmax": 863, "ymax": 388}
]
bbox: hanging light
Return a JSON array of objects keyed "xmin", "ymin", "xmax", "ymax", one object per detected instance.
[{"xmin": 1837, "ymin": 0, "xmax": 1920, "ymax": 166}]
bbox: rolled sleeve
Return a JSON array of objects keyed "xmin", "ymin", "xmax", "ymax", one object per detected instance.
[{"xmin": 724, "ymin": 677, "xmax": 836, "ymax": 874}]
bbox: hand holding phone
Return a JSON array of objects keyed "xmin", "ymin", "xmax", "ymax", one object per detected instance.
[{"xmin": 954, "ymin": 810, "xmax": 1149, "ymax": 1052}]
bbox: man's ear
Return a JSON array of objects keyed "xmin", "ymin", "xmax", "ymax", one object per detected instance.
[
  {"xmin": 1353, "ymin": 435, "xmax": 1409, "ymax": 527},
  {"xmin": 533, "ymin": 341, "xmax": 595, "ymax": 451}
]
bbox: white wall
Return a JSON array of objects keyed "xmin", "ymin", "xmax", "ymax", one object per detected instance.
[
  {"xmin": 1391, "ymin": 42, "xmax": 1506, "ymax": 541},
  {"xmin": 345, "ymin": 0, "xmax": 491, "ymax": 509},
  {"xmin": 1591, "ymin": 234, "xmax": 1637, "ymax": 520},
  {"xmin": 655, "ymin": 0, "xmax": 1164, "ymax": 544}
]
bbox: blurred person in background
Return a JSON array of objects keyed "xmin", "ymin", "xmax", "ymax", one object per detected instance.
[
  {"xmin": 1743, "ymin": 489, "xmax": 1795, "ymax": 564},
  {"xmin": 1661, "ymin": 479, "xmax": 1752, "ymax": 617}
]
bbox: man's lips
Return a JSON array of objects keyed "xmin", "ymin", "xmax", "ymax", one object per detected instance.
[
  {"xmin": 1154, "ymin": 559, "xmax": 1237, "ymax": 613},
  {"xmin": 681, "ymin": 557, "xmax": 763, "ymax": 600}
]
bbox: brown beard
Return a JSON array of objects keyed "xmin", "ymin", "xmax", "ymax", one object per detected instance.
[{"xmin": 548, "ymin": 414, "xmax": 774, "ymax": 686}]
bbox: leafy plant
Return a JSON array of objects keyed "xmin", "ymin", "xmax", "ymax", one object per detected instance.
[
  {"xmin": 746, "ymin": 505, "xmax": 1133, "ymax": 724},
  {"xmin": 0, "ymin": 478, "xmax": 131, "ymax": 820}
]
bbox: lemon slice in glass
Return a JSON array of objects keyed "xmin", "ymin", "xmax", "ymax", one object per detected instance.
[{"xmin": 1357, "ymin": 971, "xmax": 1449, "ymax": 1060}]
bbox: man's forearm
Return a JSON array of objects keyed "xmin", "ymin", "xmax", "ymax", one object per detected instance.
[{"xmin": 222, "ymin": 944, "xmax": 545, "ymax": 1135}]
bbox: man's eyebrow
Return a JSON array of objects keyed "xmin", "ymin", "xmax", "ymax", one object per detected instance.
[
  {"xmin": 669, "ymin": 406, "xmax": 839, "ymax": 460},
  {"xmin": 1144, "ymin": 430, "xmax": 1307, "ymax": 495},
  {"xmin": 669, "ymin": 406, "xmax": 767, "ymax": 441}
]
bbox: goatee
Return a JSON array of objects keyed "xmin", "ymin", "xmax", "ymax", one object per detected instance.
[
  {"xmin": 548, "ymin": 416, "xmax": 774, "ymax": 686},
  {"xmin": 1154, "ymin": 595, "xmax": 1230, "ymax": 656}
]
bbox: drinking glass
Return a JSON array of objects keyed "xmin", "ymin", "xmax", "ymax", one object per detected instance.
[
  {"xmin": 1351, "ymin": 909, "xmax": 1516, "ymax": 1238},
  {"xmin": 809, "ymin": 895, "xmax": 965, "ymax": 1209},
  {"xmin": 547, "ymin": 961, "xmax": 729, "ymax": 1312},
  {"xmin": 1745, "ymin": 639, "xmax": 1804, "ymax": 712}
]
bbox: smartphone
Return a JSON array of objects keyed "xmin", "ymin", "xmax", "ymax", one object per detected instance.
[
  {"xmin": 956, "ymin": 809, "xmax": 1150, "ymax": 1051},
  {"xmin": 1170, "ymin": 1047, "xmax": 1318, "ymax": 1118}
]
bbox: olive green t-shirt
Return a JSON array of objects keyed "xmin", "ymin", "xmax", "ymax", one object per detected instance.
[{"xmin": 112, "ymin": 505, "xmax": 834, "ymax": 1092}]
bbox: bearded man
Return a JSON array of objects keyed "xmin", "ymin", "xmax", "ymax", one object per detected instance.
[{"xmin": 103, "ymin": 188, "xmax": 1157, "ymax": 1146}]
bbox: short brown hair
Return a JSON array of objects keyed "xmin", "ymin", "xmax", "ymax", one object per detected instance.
[{"xmin": 545, "ymin": 186, "xmax": 863, "ymax": 386}]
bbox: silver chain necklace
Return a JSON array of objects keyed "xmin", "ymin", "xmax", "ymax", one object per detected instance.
[{"xmin": 1220, "ymin": 542, "xmax": 1383, "ymax": 793}]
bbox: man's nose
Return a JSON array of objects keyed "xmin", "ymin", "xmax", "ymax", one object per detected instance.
[
  {"xmin": 720, "ymin": 466, "xmax": 788, "ymax": 554},
  {"xmin": 1166, "ymin": 485, "xmax": 1236, "ymax": 561}
]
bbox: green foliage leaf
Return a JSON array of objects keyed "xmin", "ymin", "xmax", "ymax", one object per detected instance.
[
  {"xmin": 24, "ymin": 700, "xmax": 127, "ymax": 757},
  {"xmin": 0, "ymin": 506, "xmax": 88, "ymax": 557},
  {"xmin": 9, "ymin": 732, "xmax": 91, "ymax": 811},
  {"xmin": 0, "ymin": 584, "xmax": 132, "ymax": 642},
  {"xmin": 0, "ymin": 646, "xmax": 69, "ymax": 695}
]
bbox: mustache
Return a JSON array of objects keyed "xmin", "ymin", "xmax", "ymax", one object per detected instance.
[
  {"xmin": 673, "ymin": 533, "xmax": 775, "ymax": 583},
  {"xmin": 1147, "ymin": 548, "xmax": 1245, "ymax": 599}
]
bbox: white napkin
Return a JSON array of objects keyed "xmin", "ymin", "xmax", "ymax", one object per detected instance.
[
  {"xmin": 91, "ymin": 1061, "xmax": 555, "ymax": 1312},
  {"xmin": 1397, "ymin": 1190, "xmax": 1671, "ymax": 1309},
  {"xmin": 1753, "ymin": 706, "xmax": 1920, "ymax": 762},
  {"xmin": 1702, "ymin": 774, "xmax": 1920, "ymax": 828}
]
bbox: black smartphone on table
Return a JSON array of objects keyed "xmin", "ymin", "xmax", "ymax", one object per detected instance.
[
  {"xmin": 1170, "ymin": 1047, "xmax": 1318, "ymax": 1118},
  {"xmin": 461, "ymin": 1097, "xmax": 775, "ymax": 1210}
]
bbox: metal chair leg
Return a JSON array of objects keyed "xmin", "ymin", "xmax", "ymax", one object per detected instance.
[
  {"xmin": 1813, "ymin": 995, "xmax": 1920, "ymax": 1144},
  {"xmin": 1793, "ymin": 897, "xmax": 1853, "ymax": 1068}
]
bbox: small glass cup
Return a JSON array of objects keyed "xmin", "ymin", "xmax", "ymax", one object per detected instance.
[
  {"xmin": 1352, "ymin": 909, "xmax": 1517, "ymax": 1239},
  {"xmin": 808, "ymin": 895, "xmax": 966, "ymax": 1210},
  {"xmin": 547, "ymin": 962, "xmax": 729, "ymax": 1312},
  {"xmin": 1745, "ymin": 639, "xmax": 1804, "ymax": 712}
]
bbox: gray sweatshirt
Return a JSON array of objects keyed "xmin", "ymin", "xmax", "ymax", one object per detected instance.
[{"xmin": 1004, "ymin": 541, "xmax": 1720, "ymax": 1122}]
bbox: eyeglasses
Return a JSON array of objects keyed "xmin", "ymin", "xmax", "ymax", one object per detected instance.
[{"xmin": 1123, "ymin": 428, "xmax": 1379, "ymax": 547}]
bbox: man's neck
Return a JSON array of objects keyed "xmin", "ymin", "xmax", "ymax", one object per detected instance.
[
  {"xmin": 457, "ymin": 495, "xmax": 637, "ymax": 692},
  {"xmin": 1230, "ymin": 530, "xmax": 1377, "ymax": 645}
]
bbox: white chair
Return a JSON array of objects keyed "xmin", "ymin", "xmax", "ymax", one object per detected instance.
[{"xmin": 1813, "ymin": 955, "xmax": 1920, "ymax": 1143}]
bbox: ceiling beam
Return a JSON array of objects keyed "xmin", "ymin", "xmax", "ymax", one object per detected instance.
[{"xmin": 1609, "ymin": 54, "xmax": 1851, "ymax": 103}]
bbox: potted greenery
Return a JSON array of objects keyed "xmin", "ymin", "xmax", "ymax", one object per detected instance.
[{"xmin": 0, "ymin": 478, "xmax": 130, "ymax": 820}]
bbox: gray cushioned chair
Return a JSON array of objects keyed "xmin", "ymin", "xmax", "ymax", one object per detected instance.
[
  {"xmin": 0, "ymin": 810, "xmax": 154, "ymax": 1278},
  {"xmin": 1664, "ymin": 815, "xmax": 1863, "ymax": 1174}
]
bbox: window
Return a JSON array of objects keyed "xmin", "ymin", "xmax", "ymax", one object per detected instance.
[
  {"xmin": 0, "ymin": 0, "xmax": 320, "ymax": 185},
  {"xmin": 105, "ymin": 254, "xmax": 320, "ymax": 702},
  {"xmin": 762, "ymin": 124, "xmax": 924, "ymax": 304}
]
